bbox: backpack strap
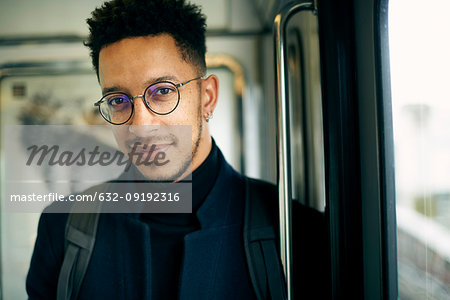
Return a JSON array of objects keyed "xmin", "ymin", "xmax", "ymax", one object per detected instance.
[
  {"xmin": 56, "ymin": 183, "xmax": 107, "ymax": 300},
  {"xmin": 244, "ymin": 178, "xmax": 287, "ymax": 300}
]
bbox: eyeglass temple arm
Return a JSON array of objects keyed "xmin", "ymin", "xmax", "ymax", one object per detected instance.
[{"xmin": 176, "ymin": 76, "xmax": 205, "ymax": 87}]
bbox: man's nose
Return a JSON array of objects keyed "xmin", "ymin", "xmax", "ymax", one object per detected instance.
[{"xmin": 128, "ymin": 96, "xmax": 160, "ymax": 136}]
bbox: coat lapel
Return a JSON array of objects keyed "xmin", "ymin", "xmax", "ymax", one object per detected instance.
[{"xmin": 178, "ymin": 152, "xmax": 254, "ymax": 299}]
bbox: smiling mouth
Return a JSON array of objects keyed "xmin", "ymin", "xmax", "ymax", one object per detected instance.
[
  {"xmin": 152, "ymin": 143, "xmax": 173, "ymax": 151},
  {"xmin": 127, "ymin": 141, "xmax": 174, "ymax": 163},
  {"xmin": 131, "ymin": 142, "xmax": 173, "ymax": 153},
  {"xmin": 126, "ymin": 135, "xmax": 176, "ymax": 150}
]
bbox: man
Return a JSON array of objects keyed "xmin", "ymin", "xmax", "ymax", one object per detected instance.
[{"xmin": 27, "ymin": 0, "xmax": 285, "ymax": 299}]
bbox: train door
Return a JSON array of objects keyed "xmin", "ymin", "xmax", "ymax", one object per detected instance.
[
  {"xmin": 273, "ymin": 0, "xmax": 396, "ymax": 298},
  {"xmin": 273, "ymin": 1, "xmax": 328, "ymax": 298},
  {"xmin": 274, "ymin": 0, "xmax": 449, "ymax": 299}
]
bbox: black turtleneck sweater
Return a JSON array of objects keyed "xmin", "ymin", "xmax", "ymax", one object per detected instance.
[{"xmin": 140, "ymin": 140, "xmax": 220, "ymax": 300}]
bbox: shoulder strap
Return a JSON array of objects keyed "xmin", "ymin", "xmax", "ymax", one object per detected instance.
[
  {"xmin": 244, "ymin": 178, "xmax": 287, "ymax": 300},
  {"xmin": 56, "ymin": 183, "xmax": 107, "ymax": 300}
]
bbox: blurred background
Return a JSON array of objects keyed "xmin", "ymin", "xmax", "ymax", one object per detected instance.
[{"xmin": 389, "ymin": 0, "xmax": 450, "ymax": 298}]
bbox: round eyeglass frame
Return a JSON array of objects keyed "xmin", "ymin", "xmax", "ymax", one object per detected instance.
[{"xmin": 94, "ymin": 76, "xmax": 204, "ymax": 125}]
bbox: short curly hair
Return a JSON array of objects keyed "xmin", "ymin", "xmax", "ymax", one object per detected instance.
[{"xmin": 85, "ymin": 0, "xmax": 207, "ymax": 76}]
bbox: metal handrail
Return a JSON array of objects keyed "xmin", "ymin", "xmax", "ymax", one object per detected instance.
[{"xmin": 273, "ymin": 2, "xmax": 315, "ymax": 299}]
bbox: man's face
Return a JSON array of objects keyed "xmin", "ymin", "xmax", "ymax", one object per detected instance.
[{"xmin": 98, "ymin": 34, "xmax": 217, "ymax": 180}]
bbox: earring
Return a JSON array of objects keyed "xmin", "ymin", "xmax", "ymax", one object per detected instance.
[{"xmin": 205, "ymin": 112, "xmax": 213, "ymax": 122}]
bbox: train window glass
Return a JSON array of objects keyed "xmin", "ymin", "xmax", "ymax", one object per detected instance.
[{"xmin": 389, "ymin": 0, "xmax": 450, "ymax": 298}]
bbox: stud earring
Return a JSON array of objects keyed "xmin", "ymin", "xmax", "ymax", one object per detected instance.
[{"xmin": 205, "ymin": 112, "xmax": 213, "ymax": 122}]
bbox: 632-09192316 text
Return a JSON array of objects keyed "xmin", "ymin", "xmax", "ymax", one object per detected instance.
[{"xmin": 95, "ymin": 192, "xmax": 181, "ymax": 202}]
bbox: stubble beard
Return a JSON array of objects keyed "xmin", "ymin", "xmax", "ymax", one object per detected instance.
[
  {"xmin": 172, "ymin": 104, "xmax": 203, "ymax": 181},
  {"xmin": 153, "ymin": 104, "xmax": 203, "ymax": 182}
]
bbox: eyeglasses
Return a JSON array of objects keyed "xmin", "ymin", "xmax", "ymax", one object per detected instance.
[{"xmin": 94, "ymin": 76, "xmax": 203, "ymax": 125}]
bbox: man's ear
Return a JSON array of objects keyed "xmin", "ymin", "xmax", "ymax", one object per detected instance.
[{"xmin": 201, "ymin": 74, "xmax": 219, "ymax": 119}]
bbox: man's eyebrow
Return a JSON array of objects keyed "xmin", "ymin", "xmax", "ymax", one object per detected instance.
[
  {"xmin": 102, "ymin": 75, "xmax": 180, "ymax": 95},
  {"xmin": 102, "ymin": 86, "xmax": 125, "ymax": 95},
  {"xmin": 143, "ymin": 75, "xmax": 180, "ymax": 86}
]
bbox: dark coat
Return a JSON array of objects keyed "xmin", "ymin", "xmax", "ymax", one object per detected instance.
[
  {"xmin": 26, "ymin": 151, "xmax": 329, "ymax": 299},
  {"xmin": 27, "ymin": 152, "xmax": 258, "ymax": 300}
]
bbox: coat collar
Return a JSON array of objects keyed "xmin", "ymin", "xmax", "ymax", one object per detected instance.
[
  {"xmin": 195, "ymin": 149, "xmax": 244, "ymax": 228},
  {"xmin": 117, "ymin": 148, "xmax": 245, "ymax": 229}
]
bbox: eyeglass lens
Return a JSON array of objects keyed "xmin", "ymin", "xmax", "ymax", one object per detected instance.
[
  {"xmin": 98, "ymin": 82, "xmax": 180, "ymax": 124},
  {"xmin": 99, "ymin": 94, "xmax": 132, "ymax": 124},
  {"xmin": 145, "ymin": 82, "xmax": 179, "ymax": 114}
]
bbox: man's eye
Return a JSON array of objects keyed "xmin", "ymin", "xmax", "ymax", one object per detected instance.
[
  {"xmin": 108, "ymin": 96, "xmax": 126, "ymax": 106},
  {"xmin": 155, "ymin": 87, "xmax": 174, "ymax": 95}
]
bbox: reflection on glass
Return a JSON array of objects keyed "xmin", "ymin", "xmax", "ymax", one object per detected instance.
[
  {"xmin": 389, "ymin": 0, "xmax": 450, "ymax": 298},
  {"xmin": 286, "ymin": 10, "xmax": 325, "ymax": 212}
]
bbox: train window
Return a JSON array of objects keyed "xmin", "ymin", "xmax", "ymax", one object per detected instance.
[{"xmin": 389, "ymin": 0, "xmax": 450, "ymax": 298}]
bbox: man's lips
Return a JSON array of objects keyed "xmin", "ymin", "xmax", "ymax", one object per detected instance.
[
  {"xmin": 126, "ymin": 137, "xmax": 175, "ymax": 151},
  {"xmin": 132, "ymin": 143, "xmax": 173, "ymax": 153},
  {"xmin": 126, "ymin": 141, "xmax": 174, "ymax": 163}
]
